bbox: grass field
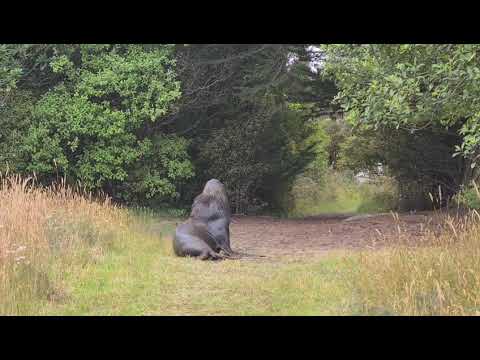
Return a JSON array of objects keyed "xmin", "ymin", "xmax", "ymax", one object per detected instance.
[
  {"xmin": 287, "ymin": 171, "xmax": 398, "ymax": 217},
  {"xmin": 12, "ymin": 214, "xmax": 358, "ymax": 315},
  {"xmin": 2, "ymin": 176, "xmax": 480, "ymax": 316},
  {"xmin": 0, "ymin": 178, "xmax": 356, "ymax": 315}
]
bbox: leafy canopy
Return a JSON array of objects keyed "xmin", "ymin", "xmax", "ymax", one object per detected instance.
[
  {"xmin": 323, "ymin": 44, "xmax": 480, "ymax": 160},
  {"xmin": 17, "ymin": 44, "xmax": 192, "ymax": 202}
]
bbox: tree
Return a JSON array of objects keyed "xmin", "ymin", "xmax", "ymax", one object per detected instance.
[
  {"xmin": 324, "ymin": 44, "xmax": 480, "ymax": 163},
  {"xmin": 0, "ymin": 44, "xmax": 338, "ymax": 211},
  {"xmin": 323, "ymin": 44, "xmax": 480, "ymax": 206},
  {"xmin": 3, "ymin": 44, "xmax": 194, "ymax": 204},
  {"xmin": 162, "ymin": 44, "xmax": 327, "ymax": 213}
]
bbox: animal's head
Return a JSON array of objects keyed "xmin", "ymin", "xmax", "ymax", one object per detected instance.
[
  {"xmin": 203, "ymin": 179, "xmax": 226, "ymax": 197},
  {"xmin": 197, "ymin": 178, "xmax": 231, "ymax": 216}
]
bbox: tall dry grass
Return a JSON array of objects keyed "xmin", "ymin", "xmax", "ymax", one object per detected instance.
[
  {"xmin": 351, "ymin": 209, "xmax": 480, "ymax": 315},
  {"xmin": 0, "ymin": 175, "xmax": 128, "ymax": 314}
]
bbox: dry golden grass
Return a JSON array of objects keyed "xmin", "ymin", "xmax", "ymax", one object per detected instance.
[
  {"xmin": 351, "ymin": 210, "xmax": 480, "ymax": 315},
  {"xmin": 0, "ymin": 175, "xmax": 128, "ymax": 314}
]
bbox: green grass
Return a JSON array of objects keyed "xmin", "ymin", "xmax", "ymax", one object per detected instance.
[
  {"xmin": 8, "ymin": 205, "xmax": 480, "ymax": 316},
  {"xmin": 5, "ymin": 175, "xmax": 480, "ymax": 316},
  {"xmin": 24, "ymin": 208, "xmax": 480, "ymax": 315},
  {"xmin": 17, "ymin": 208, "xmax": 480, "ymax": 316},
  {"xmin": 0, "ymin": 177, "xmax": 359, "ymax": 316},
  {"xmin": 25, "ymin": 217, "xmax": 357, "ymax": 316},
  {"xmin": 453, "ymin": 182, "xmax": 480, "ymax": 210},
  {"xmin": 287, "ymin": 171, "xmax": 398, "ymax": 217}
]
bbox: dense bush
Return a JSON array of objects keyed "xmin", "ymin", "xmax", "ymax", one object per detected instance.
[
  {"xmin": 337, "ymin": 125, "xmax": 465, "ymax": 210},
  {"xmin": 167, "ymin": 45, "xmax": 333, "ymax": 212},
  {"xmin": 1, "ymin": 45, "xmax": 194, "ymax": 205}
]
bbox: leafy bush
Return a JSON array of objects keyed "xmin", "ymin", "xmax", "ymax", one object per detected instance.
[
  {"xmin": 453, "ymin": 183, "xmax": 480, "ymax": 209},
  {"xmin": 0, "ymin": 45, "xmax": 194, "ymax": 206}
]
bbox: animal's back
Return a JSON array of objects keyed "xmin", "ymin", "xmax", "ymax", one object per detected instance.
[{"xmin": 191, "ymin": 194, "xmax": 224, "ymax": 221}]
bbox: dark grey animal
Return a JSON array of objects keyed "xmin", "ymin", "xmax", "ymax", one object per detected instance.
[
  {"xmin": 173, "ymin": 179, "xmax": 264, "ymax": 260},
  {"xmin": 173, "ymin": 218, "xmax": 229, "ymax": 260}
]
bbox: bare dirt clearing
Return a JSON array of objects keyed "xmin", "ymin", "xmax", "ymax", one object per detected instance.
[{"xmin": 229, "ymin": 211, "xmax": 452, "ymax": 259}]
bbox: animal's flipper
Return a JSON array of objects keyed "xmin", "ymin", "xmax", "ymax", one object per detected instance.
[
  {"xmin": 205, "ymin": 229, "xmax": 235, "ymax": 255},
  {"xmin": 209, "ymin": 251, "xmax": 233, "ymax": 260},
  {"xmin": 204, "ymin": 228, "xmax": 266, "ymax": 259},
  {"xmin": 215, "ymin": 237, "xmax": 266, "ymax": 258}
]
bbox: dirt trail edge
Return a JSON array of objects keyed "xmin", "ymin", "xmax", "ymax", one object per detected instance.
[{"xmin": 229, "ymin": 212, "xmax": 448, "ymax": 258}]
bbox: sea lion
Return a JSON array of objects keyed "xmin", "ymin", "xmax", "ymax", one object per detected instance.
[
  {"xmin": 190, "ymin": 179, "xmax": 233, "ymax": 255},
  {"xmin": 191, "ymin": 179, "xmax": 265, "ymax": 258},
  {"xmin": 173, "ymin": 218, "xmax": 229, "ymax": 260},
  {"xmin": 173, "ymin": 179, "xmax": 264, "ymax": 260}
]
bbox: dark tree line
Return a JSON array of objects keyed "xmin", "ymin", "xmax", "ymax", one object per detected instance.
[
  {"xmin": 166, "ymin": 44, "xmax": 337, "ymax": 213},
  {"xmin": 2, "ymin": 43, "xmax": 479, "ymax": 212},
  {"xmin": 0, "ymin": 44, "xmax": 336, "ymax": 213}
]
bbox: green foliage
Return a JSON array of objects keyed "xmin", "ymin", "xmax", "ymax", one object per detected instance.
[
  {"xmin": 337, "ymin": 127, "xmax": 382, "ymax": 173},
  {"xmin": 0, "ymin": 90, "xmax": 35, "ymax": 173},
  {"xmin": 337, "ymin": 125, "xmax": 465, "ymax": 209},
  {"xmin": 1, "ymin": 44, "xmax": 193, "ymax": 204},
  {"xmin": 288, "ymin": 169, "xmax": 397, "ymax": 217},
  {"xmin": 0, "ymin": 44, "xmax": 343, "ymax": 211},
  {"xmin": 0, "ymin": 45, "xmax": 22, "ymax": 98},
  {"xmin": 323, "ymin": 44, "xmax": 480, "ymax": 162},
  {"xmin": 0, "ymin": 46, "xmax": 32, "ymax": 173},
  {"xmin": 323, "ymin": 44, "xmax": 479, "ymax": 207},
  {"xmin": 320, "ymin": 117, "xmax": 349, "ymax": 169},
  {"xmin": 124, "ymin": 135, "xmax": 194, "ymax": 204},
  {"xmin": 302, "ymin": 118, "xmax": 331, "ymax": 175},
  {"xmin": 170, "ymin": 44, "xmax": 334, "ymax": 212},
  {"xmin": 197, "ymin": 103, "xmax": 316, "ymax": 213},
  {"xmin": 453, "ymin": 183, "xmax": 480, "ymax": 209}
]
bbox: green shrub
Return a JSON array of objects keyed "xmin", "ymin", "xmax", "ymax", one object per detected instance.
[{"xmin": 453, "ymin": 183, "xmax": 480, "ymax": 209}]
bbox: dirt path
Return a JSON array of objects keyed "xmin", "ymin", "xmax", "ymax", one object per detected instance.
[{"xmin": 229, "ymin": 211, "xmax": 449, "ymax": 258}]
